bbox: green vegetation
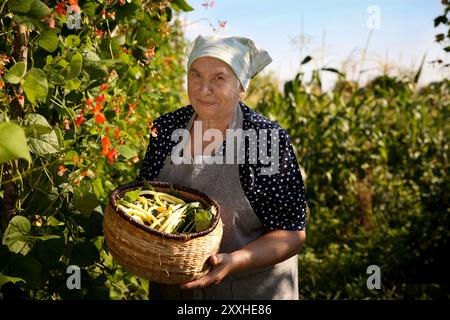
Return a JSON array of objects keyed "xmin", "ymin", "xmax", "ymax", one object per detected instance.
[
  {"xmin": 245, "ymin": 66, "xmax": 449, "ymax": 299},
  {"xmin": 0, "ymin": 0, "xmax": 191, "ymax": 300},
  {"xmin": 0, "ymin": 0, "xmax": 448, "ymax": 300}
]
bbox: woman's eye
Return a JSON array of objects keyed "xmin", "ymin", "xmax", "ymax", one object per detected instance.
[{"xmin": 216, "ymin": 76, "xmax": 225, "ymax": 81}]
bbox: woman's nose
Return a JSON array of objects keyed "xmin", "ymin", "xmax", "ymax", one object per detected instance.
[{"xmin": 199, "ymin": 79, "xmax": 213, "ymax": 95}]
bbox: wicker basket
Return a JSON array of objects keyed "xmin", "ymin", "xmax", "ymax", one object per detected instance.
[{"xmin": 103, "ymin": 180, "xmax": 223, "ymax": 284}]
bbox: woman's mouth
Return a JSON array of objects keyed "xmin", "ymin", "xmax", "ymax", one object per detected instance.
[{"xmin": 197, "ymin": 99, "xmax": 216, "ymax": 106}]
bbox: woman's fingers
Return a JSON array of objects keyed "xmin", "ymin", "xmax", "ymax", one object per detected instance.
[
  {"xmin": 180, "ymin": 254, "xmax": 230, "ymax": 289},
  {"xmin": 209, "ymin": 253, "xmax": 224, "ymax": 267},
  {"xmin": 180, "ymin": 277, "xmax": 206, "ymax": 290},
  {"xmin": 180, "ymin": 270, "xmax": 219, "ymax": 289}
]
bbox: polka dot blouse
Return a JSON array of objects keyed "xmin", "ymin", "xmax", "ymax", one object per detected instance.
[{"xmin": 138, "ymin": 102, "xmax": 308, "ymax": 231}]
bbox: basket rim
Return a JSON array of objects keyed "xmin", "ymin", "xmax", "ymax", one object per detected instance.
[{"xmin": 109, "ymin": 180, "xmax": 222, "ymax": 241}]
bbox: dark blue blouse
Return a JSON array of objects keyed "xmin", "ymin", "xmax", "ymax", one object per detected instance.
[{"xmin": 138, "ymin": 102, "xmax": 307, "ymax": 231}]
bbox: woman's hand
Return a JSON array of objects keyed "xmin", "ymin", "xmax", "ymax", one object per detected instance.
[
  {"xmin": 179, "ymin": 253, "xmax": 236, "ymax": 289},
  {"xmin": 179, "ymin": 230, "xmax": 306, "ymax": 290}
]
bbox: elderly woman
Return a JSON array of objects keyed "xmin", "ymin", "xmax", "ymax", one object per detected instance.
[{"xmin": 138, "ymin": 35, "xmax": 307, "ymax": 300}]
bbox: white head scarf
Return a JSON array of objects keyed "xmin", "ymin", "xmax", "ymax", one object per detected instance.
[{"xmin": 186, "ymin": 35, "xmax": 272, "ymax": 91}]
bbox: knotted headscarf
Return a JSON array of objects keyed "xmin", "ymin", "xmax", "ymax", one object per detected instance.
[{"xmin": 186, "ymin": 35, "xmax": 272, "ymax": 91}]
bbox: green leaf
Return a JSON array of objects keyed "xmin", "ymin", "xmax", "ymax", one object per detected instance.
[
  {"xmin": 83, "ymin": 62, "xmax": 108, "ymax": 80},
  {"xmin": 64, "ymin": 52, "xmax": 82, "ymax": 80},
  {"xmin": 69, "ymin": 241, "xmax": 100, "ymax": 267},
  {"xmin": 434, "ymin": 15, "xmax": 448, "ymax": 27},
  {"xmin": 12, "ymin": 14, "xmax": 35, "ymax": 29},
  {"xmin": 194, "ymin": 209, "xmax": 213, "ymax": 232},
  {"xmin": 171, "ymin": 0, "xmax": 194, "ymax": 12},
  {"xmin": 29, "ymin": 129, "xmax": 59, "ymax": 156},
  {"xmin": 0, "ymin": 273, "xmax": 26, "ymax": 287},
  {"xmin": 414, "ymin": 54, "xmax": 427, "ymax": 84},
  {"xmin": 8, "ymin": 0, "xmax": 33, "ymax": 13},
  {"xmin": 23, "ymin": 113, "xmax": 53, "ymax": 137},
  {"xmin": 143, "ymin": 180, "xmax": 155, "ymax": 192},
  {"xmin": 321, "ymin": 67, "xmax": 345, "ymax": 77},
  {"xmin": 6, "ymin": 254, "xmax": 43, "ymax": 289},
  {"xmin": 116, "ymin": 145, "xmax": 136, "ymax": 160},
  {"xmin": 36, "ymin": 235, "xmax": 60, "ymax": 241},
  {"xmin": 82, "ymin": 2, "xmax": 97, "ymax": 17},
  {"xmin": 65, "ymin": 35, "xmax": 80, "ymax": 48},
  {"xmin": 124, "ymin": 189, "xmax": 141, "ymax": 202},
  {"xmin": 73, "ymin": 190, "xmax": 100, "ymax": 216},
  {"xmin": 37, "ymin": 30, "xmax": 59, "ymax": 52},
  {"xmin": 32, "ymin": 237, "xmax": 64, "ymax": 267},
  {"xmin": 72, "ymin": 212, "xmax": 103, "ymax": 239},
  {"xmin": 2, "ymin": 216, "xmax": 32, "ymax": 254},
  {"xmin": 24, "ymin": 113, "xmax": 59, "ymax": 156},
  {"xmin": 301, "ymin": 56, "xmax": 312, "ymax": 65},
  {"xmin": 64, "ymin": 150, "xmax": 79, "ymax": 165},
  {"xmin": 0, "ymin": 123, "xmax": 32, "ymax": 164},
  {"xmin": 3, "ymin": 216, "xmax": 31, "ymax": 238},
  {"xmin": 26, "ymin": 0, "xmax": 51, "ymax": 19},
  {"xmin": 22, "ymin": 68, "xmax": 48, "ymax": 105},
  {"xmin": 4, "ymin": 61, "xmax": 26, "ymax": 84},
  {"xmin": 64, "ymin": 78, "xmax": 81, "ymax": 91},
  {"xmin": 92, "ymin": 178, "xmax": 106, "ymax": 200}
]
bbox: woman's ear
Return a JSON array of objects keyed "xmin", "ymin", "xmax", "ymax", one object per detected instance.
[{"xmin": 239, "ymin": 84, "xmax": 245, "ymax": 100}]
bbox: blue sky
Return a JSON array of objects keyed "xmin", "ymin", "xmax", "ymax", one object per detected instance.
[{"xmin": 179, "ymin": 0, "xmax": 449, "ymax": 89}]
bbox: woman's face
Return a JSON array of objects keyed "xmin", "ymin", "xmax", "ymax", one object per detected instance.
[{"xmin": 187, "ymin": 57, "xmax": 243, "ymax": 123}]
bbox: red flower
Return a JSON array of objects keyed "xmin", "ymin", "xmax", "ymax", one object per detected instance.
[
  {"xmin": 68, "ymin": 0, "xmax": 80, "ymax": 12},
  {"xmin": 64, "ymin": 119, "xmax": 71, "ymax": 130},
  {"xmin": 114, "ymin": 127, "xmax": 121, "ymax": 140},
  {"xmin": 46, "ymin": 13, "xmax": 56, "ymax": 29},
  {"xmin": 74, "ymin": 110, "xmax": 86, "ymax": 128},
  {"xmin": 101, "ymin": 8, "xmax": 106, "ymax": 19},
  {"xmin": 94, "ymin": 103, "xmax": 102, "ymax": 113},
  {"xmin": 58, "ymin": 165, "xmax": 67, "ymax": 176},
  {"xmin": 95, "ymin": 113, "xmax": 106, "ymax": 124},
  {"xmin": 96, "ymin": 29, "xmax": 104, "ymax": 38},
  {"xmin": 163, "ymin": 56, "xmax": 172, "ymax": 66},
  {"xmin": 148, "ymin": 119, "xmax": 158, "ymax": 138},
  {"xmin": 145, "ymin": 42, "xmax": 156, "ymax": 59},
  {"xmin": 100, "ymin": 83, "xmax": 107, "ymax": 91},
  {"xmin": 106, "ymin": 147, "xmax": 120, "ymax": 164},
  {"xmin": 101, "ymin": 136, "xmax": 111, "ymax": 155},
  {"xmin": 95, "ymin": 94, "xmax": 106, "ymax": 104},
  {"xmin": 56, "ymin": 2, "xmax": 67, "ymax": 17},
  {"xmin": 128, "ymin": 103, "xmax": 135, "ymax": 114}
]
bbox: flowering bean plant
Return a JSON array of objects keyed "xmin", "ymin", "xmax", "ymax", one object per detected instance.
[{"xmin": 0, "ymin": 0, "xmax": 192, "ymax": 299}]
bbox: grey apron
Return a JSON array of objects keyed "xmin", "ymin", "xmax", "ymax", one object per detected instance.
[{"xmin": 149, "ymin": 105, "xmax": 299, "ymax": 300}]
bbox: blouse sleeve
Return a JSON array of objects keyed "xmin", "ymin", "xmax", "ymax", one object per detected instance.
[
  {"xmin": 243, "ymin": 128, "xmax": 308, "ymax": 231},
  {"xmin": 137, "ymin": 119, "xmax": 166, "ymax": 181}
]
